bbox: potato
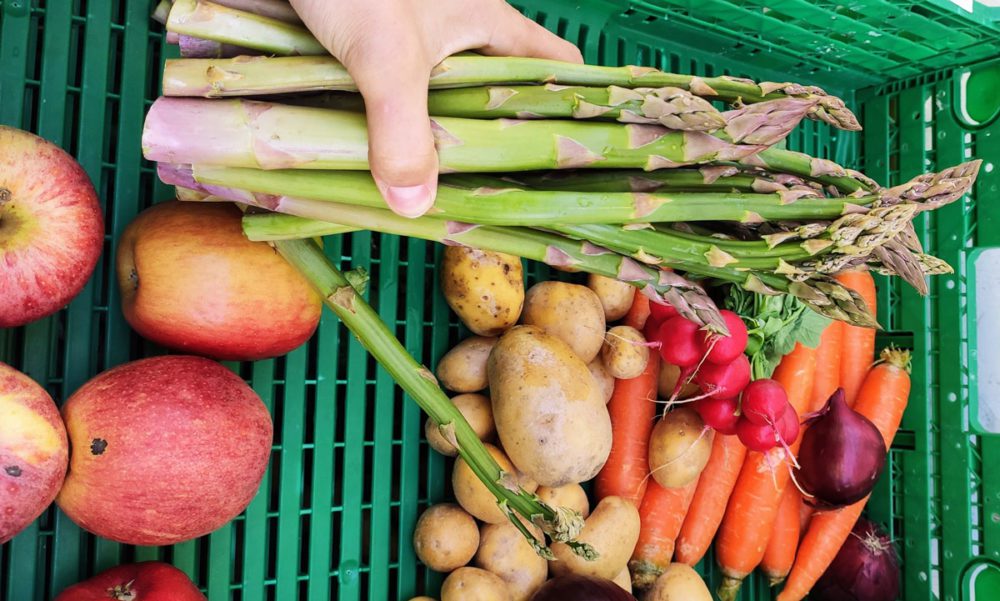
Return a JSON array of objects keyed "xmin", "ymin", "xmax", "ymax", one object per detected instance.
[
  {"xmin": 453, "ymin": 443, "xmax": 537, "ymax": 523},
  {"xmin": 550, "ymin": 496, "xmax": 640, "ymax": 580},
  {"xmin": 588, "ymin": 358, "xmax": 615, "ymax": 404},
  {"xmin": 587, "ymin": 274, "xmax": 635, "ymax": 322},
  {"xmin": 437, "ymin": 336, "xmax": 497, "ymax": 392},
  {"xmin": 601, "ymin": 325, "xmax": 650, "ymax": 379},
  {"xmin": 612, "ymin": 566, "xmax": 633, "ymax": 593},
  {"xmin": 521, "ymin": 281, "xmax": 606, "ymax": 363},
  {"xmin": 441, "ymin": 247, "xmax": 524, "ymax": 336},
  {"xmin": 407, "ymin": 598, "xmax": 437, "ymax": 601},
  {"xmin": 412, "ymin": 503, "xmax": 480, "ymax": 572},
  {"xmin": 535, "ymin": 483, "xmax": 590, "ymax": 519},
  {"xmin": 645, "ymin": 563, "xmax": 711, "ymax": 601},
  {"xmin": 648, "ymin": 408, "xmax": 714, "ymax": 489},
  {"xmin": 425, "ymin": 393, "xmax": 495, "ymax": 457},
  {"xmin": 658, "ymin": 362, "xmax": 700, "ymax": 399},
  {"xmin": 488, "ymin": 326, "xmax": 612, "ymax": 487},
  {"xmin": 475, "ymin": 521, "xmax": 548, "ymax": 601},
  {"xmin": 441, "ymin": 567, "xmax": 512, "ymax": 601}
]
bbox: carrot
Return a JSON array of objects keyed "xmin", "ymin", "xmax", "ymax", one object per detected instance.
[
  {"xmin": 834, "ymin": 269, "xmax": 877, "ymax": 406},
  {"xmin": 762, "ymin": 485, "xmax": 802, "ymax": 585},
  {"xmin": 798, "ymin": 498, "xmax": 814, "ymax": 539},
  {"xmin": 714, "ymin": 342, "xmax": 817, "ymax": 601},
  {"xmin": 629, "ymin": 479, "xmax": 698, "ymax": 589},
  {"xmin": 809, "ymin": 320, "xmax": 843, "ymax": 411},
  {"xmin": 777, "ymin": 347, "xmax": 911, "ymax": 601},
  {"xmin": 674, "ymin": 434, "xmax": 746, "ymax": 566},
  {"xmin": 595, "ymin": 298, "xmax": 660, "ymax": 506},
  {"xmin": 623, "ymin": 288, "xmax": 651, "ymax": 329}
]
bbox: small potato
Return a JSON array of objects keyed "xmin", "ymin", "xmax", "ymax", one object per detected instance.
[
  {"xmin": 441, "ymin": 567, "xmax": 512, "ymax": 601},
  {"xmin": 588, "ymin": 359, "xmax": 615, "ymax": 404},
  {"xmin": 645, "ymin": 563, "xmax": 711, "ymax": 601},
  {"xmin": 535, "ymin": 483, "xmax": 590, "ymax": 519},
  {"xmin": 648, "ymin": 408, "xmax": 714, "ymax": 489},
  {"xmin": 425, "ymin": 393, "xmax": 495, "ymax": 457},
  {"xmin": 437, "ymin": 336, "xmax": 497, "ymax": 392},
  {"xmin": 658, "ymin": 362, "xmax": 700, "ymax": 399},
  {"xmin": 550, "ymin": 496, "xmax": 640, "ymax": 580},
  {"xmin": 601, "ymin": 325, "xmax": 650, "ymax": 379},
  {"xmin": 475, "ymin": 521, "xmax": 548, "ymax": 601},
  {"xmin": 442, "ymin": 247, "xmax": 524, "ymax": 336},
  {"xmin": 521, "ymin": 281, "xmax": 606, "ymax": 363},
  {"xmin": 408, "ymin": 598, "xmax": 437, "ymax": 601},
  {"xmin": 587, "ymin": 274, "xmax": 635, "ymax": 322},
  {"xmin": 412, "ymin": 503, "xmax": 479, "ymax": 572},
  {"xmin": 612, "ymin": 566, "xmax": 633, "ymax": 593},
  {"xmin": 453, "ymin": 443, "xmax": 537, "ymax": 523}
]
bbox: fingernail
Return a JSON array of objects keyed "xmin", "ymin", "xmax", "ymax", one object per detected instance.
[{"xmin": 379, "ymin": 183, "xmax": 435, "ymax": 218}]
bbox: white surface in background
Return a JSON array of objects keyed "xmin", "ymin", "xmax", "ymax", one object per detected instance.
[
  {"xmin": 975, "ymin": 249, "xmax": 1000, "ymax": 432},
  {"xmin": 949, "ymin": 0, "xmax": 974, "ymax": 10}
]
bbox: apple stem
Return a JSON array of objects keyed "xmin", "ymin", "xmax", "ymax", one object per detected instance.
[
  {"xmin": 0, "ymin": 188, "xmax": 10, "ymax": 206},
  {"xmin": 107, "ymin": 580, "xmax": 137, "ymax": 601}
]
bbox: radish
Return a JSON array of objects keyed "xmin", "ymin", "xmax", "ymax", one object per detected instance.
[
  {"xmin": 656, "ymin": 317, "xmax": 702, "ymax": 368},
  {"xmin": 649, "ymin": 299, "xmax": 679, "ymax": 322},
  {"xmin": 735, "ymin": 417, "xmax": 778, "ymax": 452},
  {"xmin": 776, "ymin": 406, "xmax": 801, "ymax": 444},
  {"xmin": 694, "ymin": 354, "xmax": 751, "ymax": 399},
  {"xmin": 702, "ymin": 310, "xmax": 749, "ymax": 365},
  {"xmin": 740, "ymin": 379, "xmax": 790, "ymax": 426},
  {"xmin": 693, "ymin": 396, "xmax": 740, "ymax": 435}
]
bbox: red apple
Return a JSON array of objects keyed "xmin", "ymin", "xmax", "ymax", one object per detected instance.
[
  {"xmin": 0, "ymin": 361, "xmax": 69, "ymax": 543},
  {"xmin": 56, "ymin": 355, "xmax": 272, "ymax": 546},
  {"xmin": 116, "ymin": 200, "xmax": 321, "ymax": 361},
  {"xmin": 54, "ymin": 561, "xmax": 205, "ymax": 601},
  {"xmin": 0, "ymin": 126, "xmax": 103, "ymax": 327}
]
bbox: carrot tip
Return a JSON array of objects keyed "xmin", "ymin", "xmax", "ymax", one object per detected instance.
[
  {"xmin": 768, "ymin": 575, "xmax": 787, "ymax": 587},
  {"xmin": 717, "ymin": 576, "xmax": 743, "ymax": 601},
  {"xmin": 627, "ymin": 559, "xmax": 663, "ymax": 590}
]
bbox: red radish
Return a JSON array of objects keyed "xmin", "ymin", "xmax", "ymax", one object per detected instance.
[
  {"xmin": 702, "ymin": 310, "xmax": 749, "ymax": 365},
  {"xmin": 694, "ymin": 354, "xmax": 751, "ymax": 399},
  {"xmin": 657, "ymin": 317, "xmax": 703, "ymax": 368},
  {"xmin": 649, "ymin": 299, "xmax": 679, "ymax": 322},
  {"xmin": 694, "ymin": 396, "xmax": 741, "ymax": 435},
  {"xmin": 735, "ymin": 418, "xmax": 778, "ymax": 452},
  {"xmin": 741, "ymin": 379, "xmax": 790, "ymax": 426},
  {"xmin": 777, "ymin": 407, "xmax": 801, "ymax": 443}
]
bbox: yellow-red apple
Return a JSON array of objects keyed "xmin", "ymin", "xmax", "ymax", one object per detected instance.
[
  {"xmin": 0, "ymin": 361, "xmax": 68, "ymax": 543},
  {"xmin": 0, "ymin": 127, "xmax": 103, "ymax": 327},
  {"xmin": 56, "ymin": 355, "xmax": 272, "ymax": 546},
  {"xmin": 116, "ymin": 201, "xmax": 321, "ymax": 361}
]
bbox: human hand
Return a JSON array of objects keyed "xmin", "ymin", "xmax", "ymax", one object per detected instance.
[{"xmin": 290, "ymin": 0, "xmax": 583, "ymax": 217}]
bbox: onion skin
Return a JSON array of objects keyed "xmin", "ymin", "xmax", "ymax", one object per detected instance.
[
  {"xmin": 531, "ymin": 574, "xmax": 637, "ymax": 601},
  {"xmin": 796, "ymin": 388, "xmax": 886, "ymax": 508},
  {"xmin": 812, "ymin": 518, "xmax": 900, "ymax": 601}
]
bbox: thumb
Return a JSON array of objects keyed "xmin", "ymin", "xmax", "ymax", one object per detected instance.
[{"xmin": 348, "ymin": 50, "xmax": 438, "ymax": 218}]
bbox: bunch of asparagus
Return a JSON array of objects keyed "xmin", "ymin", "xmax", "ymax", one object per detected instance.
[{"xmin": 146, "ymin": 0, "xmax": 980, "ymax": 553}]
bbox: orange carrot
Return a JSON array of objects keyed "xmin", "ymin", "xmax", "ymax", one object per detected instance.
[
  {"xmin": 623, "ymin": 289, "xmax": 651, "ymax": 329},
  {"xmin": 595, "ymin": 296, "xmax": 659, "ymax": 506},
  {"xmin": 777, "ymin": 347, "xmax": 911, "ymax": 601},
  {"xmin": 762, "ymin": 485, "xmax": 802, "ymax": 585},
  {"xmin": 674, "ymin": 434, "xmax": 746, "ymax": 566},
  {"xmin": 714, "ymin": 343, "xmax": 817, "ymax": 601},
  {"xmin": 834, "ymin": 269, "xmax": 877, "ymax": 406},
  {"xmin": 798, "ymin": 498, "xmax": 814, "ymax": 539},
  {"xmin": 809, "ymin": 320, "xmax": 843, "ymax": 412},
  {"xmin": 629, "ymin": 479, "xmax": 698, "ymax": 589}
]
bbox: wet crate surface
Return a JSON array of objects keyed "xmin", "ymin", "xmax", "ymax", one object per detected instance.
[{"xmin": 1, "ymin": 0, "xmax": 998, "ymax": 599}]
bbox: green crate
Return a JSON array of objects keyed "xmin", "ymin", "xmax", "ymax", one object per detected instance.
[{"xmin": 1, "ymin": 0, "xmax": 998, "ymax": 599}]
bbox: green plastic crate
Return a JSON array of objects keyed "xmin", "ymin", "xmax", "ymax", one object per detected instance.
[{"xmin": 1, "ymin": 0, "xmax": 998, "ymax": 599}]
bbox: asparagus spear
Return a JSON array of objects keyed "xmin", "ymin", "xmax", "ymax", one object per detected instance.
[
  {"xmin": 153, "ymin": 0, "xmax": 172, "ymax": 24},
  {"xmin": 176, "ymin": 35, "xmax": 260, "ymax": 59},
  {"xmin": 142, "ymin": 98, "xmax": 768, "ymax": 172},
  {"xmin": 211, "ymin": 0, "xmax": 300, "ymax": 24},
  {"xmin": 167, "ymin": 0, "xmax": 323, "ymax": 56},
  {"xmin": 159, "ymin": 54, "xmax": 860, "ymax": 130}
]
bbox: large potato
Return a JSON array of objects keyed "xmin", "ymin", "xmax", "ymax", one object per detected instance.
[
  {"xmin": 437, "ymin": 336, "xmax": 497, "ymax": 392},
  {"xmin": 453, "ymin": 443, "xmax": 537, "ymax": 523},
  {"xmin": 587, "ymin": 274, "xmax": 635, "ymax": 322},
  {"xmin": 521, "ymin": 281, "xmax": 606, "ymax": 363},
  {"xmin": 588, "ymin": 358, "xmax": 615, "ymax": 404},
  {"xmin": 488, "ymin": 326, "xmax": 612, "ymax": 487},
  {"xmin": 645, "ymin": 563, "xmax": 711, "ymax": 601},
  {"xmin": 612, "ymin": 566, "xmax": 633, "ymax": 593},
  {"xmin": 550, "ymin": 496, "xmax": 640, "ymax": 580},
  {"xmin": 601, "ymin": 325, "xmax": 650, "ymax": 379},
  {"xmin": 658, "ymin": 362, "xmax": 700, "ymax": 399},
  {"xmin": 441, "ymin": 567, "xmax": 512, "ymax": 601},
  {"xmin": 649, "ymin": 408, "xmax": 714, "ymax": 489},
  {"xmin": 535, "ymin": 483, "xmax": 590, "ymax": 519},
  {"xmin": 412, "ymin": 503, "xmax": 479, "ymax": 572},
  {"xmin": 475, "ymin": 521, "xmax": 548, "ymax": 601},
  {"xmin": 425, "ymin": 393, "xmax": 495, "ymax": 457},
  {"xmin": 441, "ymin": 247, "xmax": 523, "ymax": 336}
]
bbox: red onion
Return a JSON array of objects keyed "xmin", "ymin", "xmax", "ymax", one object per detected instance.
[
  {"xmin": 531, "ymin": 575, "xmax": 636, "ymax": 601},
  {"xmin": 812, "ymin": 518, "xmax": 900, "ymax": 601},
  {"xmin": 796, "ymin": 388, "xmax": 886, "ymax": 508}
]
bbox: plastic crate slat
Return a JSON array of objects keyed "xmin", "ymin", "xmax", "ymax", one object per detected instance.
[
  {"xmin": 243, "ymin": 361, "xmax": 277, "ymax": 601},
  {"xmin": 0, "ymin": 5, "xmax": 31, "ymax": 127},
  {"xmin": 277, "ymin": 346, "xmax": 309, "ymax": 600},
  {"xmin": 207, "ymin": 523, "xmax": 234, "ymax": 599}
]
